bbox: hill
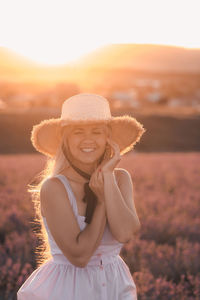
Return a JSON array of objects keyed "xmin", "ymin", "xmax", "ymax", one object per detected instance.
[
  {"xmin": 0, "ymin": 47, "xmax": 71, "ymax": 82},
  {"xmin": 74, "ymin": 44, "xmax": 200, "ymax": 72},
  {"xmin": 0, "ymin": 44, "xmax": 200, "ymax": 82}
]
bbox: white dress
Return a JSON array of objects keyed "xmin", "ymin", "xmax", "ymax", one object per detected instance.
[{"xmin": 17, "ymin": 174, "xmax": 137, "ymax": 299}]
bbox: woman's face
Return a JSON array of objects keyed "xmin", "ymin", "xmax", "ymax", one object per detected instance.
[{"xmin": 64, "ymin": 123, "xmax": 109, "ymax": 168}]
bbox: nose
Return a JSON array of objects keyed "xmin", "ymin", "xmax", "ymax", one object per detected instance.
[
  {"xmin": 81, "ymin": 132, "xmax": 95, "ymax": 140},
  {"xmin": 81, "ymin": 134, "xmax": 97, "ymax": 148}
]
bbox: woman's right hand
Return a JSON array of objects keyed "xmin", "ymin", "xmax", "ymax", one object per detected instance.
[{"xmin": 89, "ymin": 165, "xmax": 105, "ymax": 205}]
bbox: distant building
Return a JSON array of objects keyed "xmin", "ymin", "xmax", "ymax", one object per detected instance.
[
  {"xmin": 111, "ymin": 89, "xmax": 140, "ymax": 109},
  {"xmin": 135, "ymin": 79, "xmax": 161, "ymax": 89},
  {"xmin": 146, "ymin": 91, "xmax": 162, "ymax": 103},
  {"xmin": 168, "ymin": 98, "xmax": 182, "ymax": 107}
]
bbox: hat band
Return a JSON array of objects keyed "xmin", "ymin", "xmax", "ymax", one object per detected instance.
[{"xmin": 60, "ymin": 117, "xmax": 111, "ymax": 126}]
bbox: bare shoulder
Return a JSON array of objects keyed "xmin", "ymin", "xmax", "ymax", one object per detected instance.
[
  {"xmin": 40, "ymin": 177, "xmax": 69, "ymax": 216},
  {"xmin": 40, "ymin": 177, "xmax": 64, "ymax": 196}
]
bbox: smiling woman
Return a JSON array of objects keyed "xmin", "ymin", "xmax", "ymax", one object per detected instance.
[{"xmin": 17, "ymin": 93, "xmax": 146, "ymax": 299}]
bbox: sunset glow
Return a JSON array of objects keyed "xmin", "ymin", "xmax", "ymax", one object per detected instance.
[{"xmin": 0, "ymin": 0, "xmax": 199, "ymax": 65}]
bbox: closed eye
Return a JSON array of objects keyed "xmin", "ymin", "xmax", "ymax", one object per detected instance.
[{"xmin": 74, "ymin": 131, "xmax": 102, "ymax": 134}]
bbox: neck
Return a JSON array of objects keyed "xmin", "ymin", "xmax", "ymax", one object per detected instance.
[
  {"xmin": 69, "ymin": 159, "xmax": 97, "ymax": 175},
  {"xmin": 64, "ymin": 166, "xmax": 89, "ymax": 183}
]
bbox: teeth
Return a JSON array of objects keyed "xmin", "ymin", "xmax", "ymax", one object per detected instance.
[{"xmin": 81, "ymin": 148, "xmax": 95, "ymax": 152}]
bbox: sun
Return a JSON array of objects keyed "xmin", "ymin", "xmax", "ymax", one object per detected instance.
[
  {"xmin": 0, "ymin": 0, "xmax": 199, "ymax": 66},
  {"xmin": 0, "ymin": 0, "xmax": 106, "ymax": 66},
  {"xmin": 9, "ymin": 42, "xmax": 105, "ymax": 66}
]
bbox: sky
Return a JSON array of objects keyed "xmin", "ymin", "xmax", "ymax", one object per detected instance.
[{"xmin": 0, "ymin": 0, "xmax": 199, "ymax": 65}]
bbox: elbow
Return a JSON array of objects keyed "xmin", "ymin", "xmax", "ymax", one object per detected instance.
[
  {"xmin": 133, "ymin": 221, "xmax": 141, "ymax": 233},
  {"xmin": 116, "ymin": 231, "xmax": 133, "ymax": 243},
  {"xmin": 132, "ymin": 221, "xmax": 141, "ymax": 235},
  {"xmin": 75, "ymin": 252, "xmax": 93, "ymax": 268},
  {"xmin": 63, "ymin": 248, "xmax": 89, "ymax": 268},
  {"xmin": 77, "ymin": 255, "xmax": 91, "ymax": 268},
  {"xmin": 118, "ymin": 223, "xmax": 141, "ymax": 243},
  {"xmin": 67, "ymin": 236, "xmax": 89, "ymax": 268},
  {"xmin": 76, "ymin": 259, "xmax": 87, "ymax": 268},
  {"xmin": 67, "ymin": 255, "xmax": 88, "ymax": 268},
  {"xmin": 73, "ymin": 248, "xmax": 92, "ymax": 267}
]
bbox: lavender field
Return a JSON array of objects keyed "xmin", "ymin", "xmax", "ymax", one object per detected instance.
[{"xmin": 0, "ymin": 152, "xmax": 200, "ymax": 299}]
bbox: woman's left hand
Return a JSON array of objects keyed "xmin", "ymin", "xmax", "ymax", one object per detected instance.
[{"xmin": 100, "ymin": 138, "xmax": 122, "ymax": 174}]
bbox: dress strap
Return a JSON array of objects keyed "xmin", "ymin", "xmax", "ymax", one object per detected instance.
[{"xmin": 54, "ymin": 174, "xmax": 78, "ymax": 215}]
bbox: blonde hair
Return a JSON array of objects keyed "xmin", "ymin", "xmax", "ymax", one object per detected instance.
[{"xmin": 28, "ymin": 122, "xmax": 112, "ymax": 268}]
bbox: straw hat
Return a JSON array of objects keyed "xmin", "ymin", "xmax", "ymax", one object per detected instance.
[{"xmin": 31, "ymin": 93, "xmax": 146, "ymax": 157}]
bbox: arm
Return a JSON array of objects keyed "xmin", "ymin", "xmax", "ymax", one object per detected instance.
[
  {"xmin": 79, "ymin": 162, "xmax": 108, "ymax": 262},
  {"xmin": 99, "ymin": 138, "xmax": 141, "ymax": 243},
  {"xmin": 77, "ymin": 202, "xmax": 107, "ymax": 265},
  {"xmin": 40, "ymin": 178, "xmax": 106, "ymax": 268},
  {"xmin": 103, "ymin": 169, "xmax": 141, "ymax": 243}
]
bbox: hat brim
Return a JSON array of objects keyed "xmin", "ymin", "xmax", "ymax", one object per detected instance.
[{"xmin": 31, "ymin": 116, "xmax": 146, "ymax": 157}]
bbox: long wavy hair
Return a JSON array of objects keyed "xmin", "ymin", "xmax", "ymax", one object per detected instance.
[{"xmin": 28, "ymin": 123, "xmax": 112, "ymax": 268}]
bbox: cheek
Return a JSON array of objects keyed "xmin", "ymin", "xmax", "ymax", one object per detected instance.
[
  {"xmin": 66, "ymin": 136, "xmax": 79, "ymax": 151},
  {"xmin": 98, "ymin": 136, "xmax": 107, "ymax": 148}
]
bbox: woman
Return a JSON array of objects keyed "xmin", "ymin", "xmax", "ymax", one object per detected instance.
[{"xmin": 17, "ymin": 93, "xmax": 146, "ymax": 299}]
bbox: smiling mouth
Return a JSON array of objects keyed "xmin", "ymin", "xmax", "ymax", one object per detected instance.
[{"xmin": 80, "ymin": 148, "xmax": 96, "ymax": 153}]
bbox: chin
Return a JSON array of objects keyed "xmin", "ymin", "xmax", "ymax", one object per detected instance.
[
  {"xmin": 78, "ymin": 156, "xmax": 101, "ymax": 165},
  {"xmin": 73, "ymin": 150, "xmax": 103, "ymax": 164},
  {"xmin": 82, "ymin": 158, "xmax": 99, "ymax": 164}
]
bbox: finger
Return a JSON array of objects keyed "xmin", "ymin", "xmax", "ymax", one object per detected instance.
[
  {"xmin": 96, "ymin": 164, "xmax": 102, "ymax": 174},
  {"xmin": 108, "ymin": 143, "xmax": 120, "ymax": 159},
  {"xmin": 107, "ymin": 138, "xmax": 120, "ymax": 153},
  {"xmin": 98, "ymin": 169, "xmax": 103, "ymax": 178},
  {"xmin": 109, "ymin": 146, "xmax": 121, "ymax": 163},
  {"xmin": 90, "ymin": 168, "xmax": 98, "ymax": 183},
  {"xmin": 90, "ymin": 171, "xmax": 102, "ymax": 193},
  {"xmin": 94, "ymin": 167, "xmax": 102, "ymax": 183},
  {"xmin": 97, "ymin": 168, "xmax": 104, "ymax": 180},
  {"xmin": 93, "ymin": 168, "xmax": 99, "ymax": 182},
  {"xmin": 110, "ymin": 141, "xmax": 120, "ymax": 152},
  {"xmin": 89, "ymin": 173, "xmax": 98, "ymax": 190}
]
